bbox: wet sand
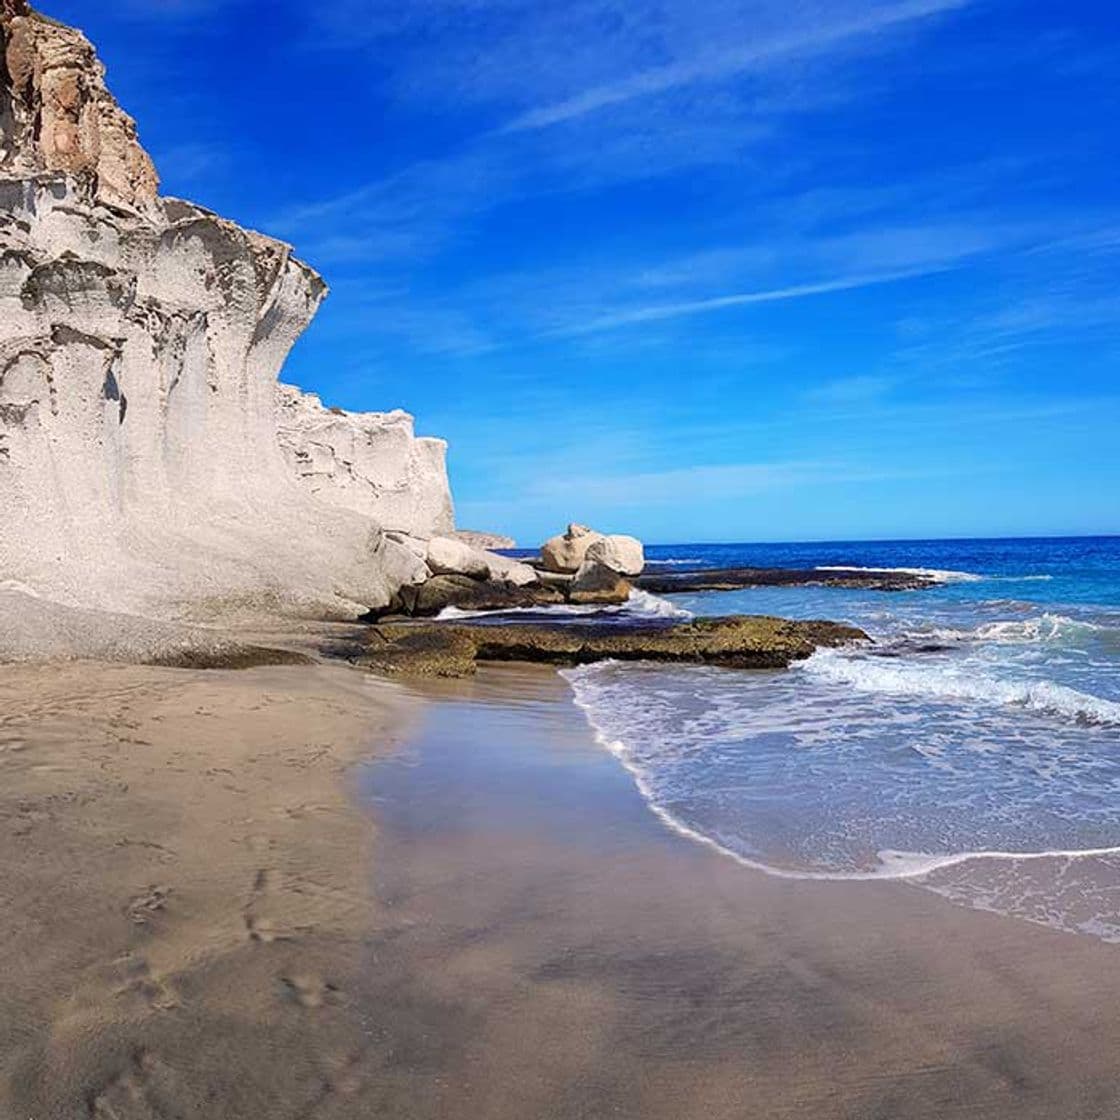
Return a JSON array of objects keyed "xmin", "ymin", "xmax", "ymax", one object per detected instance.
[
  {"xmin": 362, "ymin": 665, "xmax": 1120, "ymax": 1120},
  {"xmin": 4, "ymin": 659, "xmax": 1120, "ymax": 1117}
]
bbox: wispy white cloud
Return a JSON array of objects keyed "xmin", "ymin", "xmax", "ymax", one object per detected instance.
[
  {"xmin": 803, "ymin": 374, "xmax": 901, "ymax": 406},
  {"xmin": 503, "ymin": 0, "xmax": 974, "ymax": 132},
  {"xmin": 282, "ymin": 0, "xmax": 984, "ymax": 267},
  {"xmin": 546, "ymin": 266, "xmax": 954, "ymax": 336},
  {"xmin": 523, "ymin": 459, "xmax": 927, "ymax": 506}
]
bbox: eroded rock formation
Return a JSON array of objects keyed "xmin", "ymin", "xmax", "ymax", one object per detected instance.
[
  {"xmin": 0, "ymin": 4, "xmax": 450, "ymax": 620},
  {"xmin": 276, "ymin": 386, "xmax": 452, "ymax": 537},
  {"xmin": 540, "ymin": 524, "xmax": 646, "ymax": 575}
]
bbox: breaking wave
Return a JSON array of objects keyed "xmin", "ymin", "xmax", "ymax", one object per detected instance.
[
  {"xmin": 437, "ymin": 588, "xmax": 691, "ymax": 623},
  {"xmin": 799, "ymin": 647, "xmax": 1120, "ymax": 726},
  {"xmin": 814, "ymin": 565, "xmax": 985, "ymax": 583},
  {"xmin": 562, "ymin": 660, "xmax": 1120, "ymax": 882}
]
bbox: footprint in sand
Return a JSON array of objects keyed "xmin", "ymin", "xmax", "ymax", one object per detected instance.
[
  {"xmin": 244, "ymin": 867, "xmax": 297, "ymax": 943},
  {"xmin": 126, "ymin": 885, "xmax": 170, "ymax": 926},
  {"xmin": 113, "ymin": 955, "xmax": 181, "ymax": 1012},
  {"xmin": 279, "ymin": 972, "xmax": 339, "ymax": 1009},
  {"xmin": 90, "ymin": 1048, "xmax": 183, "ymax": 1119}
]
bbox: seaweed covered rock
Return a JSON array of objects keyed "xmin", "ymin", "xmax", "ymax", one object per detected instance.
[{"xmin": 360, "ymin": 616, "xmax": 868, "ymax": 677}]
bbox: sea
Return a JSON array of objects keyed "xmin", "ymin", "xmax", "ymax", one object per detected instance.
[{"xmin": 496, "ymin": 537, "xmax": 1120, "ymax": 940}]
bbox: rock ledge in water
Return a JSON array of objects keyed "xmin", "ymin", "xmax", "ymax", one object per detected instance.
[
  {"xmin": 637, "ymin": 567, "xmax": 937, "ymax": 593},
  {"xmin": 360, "ymin": 616, "xmax": 868, "ymax": 677}
]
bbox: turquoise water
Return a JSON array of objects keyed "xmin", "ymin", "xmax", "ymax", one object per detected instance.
[{"xmin": 559, "ymin": 537, "xmax": 1120, "ymax": 940}]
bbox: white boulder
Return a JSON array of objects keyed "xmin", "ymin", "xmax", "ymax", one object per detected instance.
[
  {"xmin": 485, "ymin": 553, "xmax": 539, "ymax": 587},
  {"xmin": 384, "ymin": 532, "xmax": 431, "ymax": 561},
  {"xmin": 585, "ymin": 535, "xmax": 645, "ymax": 576},
  {"xmin": 540, "ymin": 524, "xmax": 606, "ymax": 573},
  {"xmin": 426, "ymin": 537, "xmax": 491, "ymax": 580}
]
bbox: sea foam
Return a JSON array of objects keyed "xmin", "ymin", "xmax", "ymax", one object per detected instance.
[
  {"xmin": 814, "ymin": 565, "xmax": 985, "ymax": 583},
  {"xmin": 799, "ymin": 647, "xmax": 1120, "ymax": 726},
  {"xmin": 437, "ymin": 588, "xmax": 691, "ymax": 623}
]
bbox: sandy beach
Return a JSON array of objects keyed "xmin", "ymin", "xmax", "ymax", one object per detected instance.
[
  {"xmin": 0, "ymin": 659, "xmax": 412, "ymax": 1118},
  {"xmin": 4, "ymin": 657, "xmax": 1120, "ymax": 1118}
]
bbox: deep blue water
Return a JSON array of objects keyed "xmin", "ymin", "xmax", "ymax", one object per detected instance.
[
  {"xmin": 551, "ymin": 536, "xmax": 1120, "ymax": 942},
  {"xmin": 644, "ymin": 535, "xmax": 1120, "ymax": 608}
]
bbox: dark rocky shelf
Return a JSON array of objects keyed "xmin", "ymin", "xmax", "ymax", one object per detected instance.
[
  {"xmin": 635, "ymin": 566, "xmax": 935, "ymax": 593},
  {"xmin": 359, "ymin": 616, "xmax": 868, "ymax": 677}
]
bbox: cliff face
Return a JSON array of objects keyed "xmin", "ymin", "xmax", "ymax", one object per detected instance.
[
  {"xmin": 0, "ymin": 0, "xmax": 158, "ymax": 214},
  {"xmin": 0, "ymin": 5, "xmax": 451, "ymax": 619},
  {"xmin": 276, "ymin": 386, "xmax": 454, "ymax": 537}
]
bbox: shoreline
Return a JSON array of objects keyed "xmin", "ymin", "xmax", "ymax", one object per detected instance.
[
  {"xmin": 4, "ymin": 653, "xmax": 1120, "ymax": 1116},
  {"xmin": 566, "ymin": 666, "xmax": 1120, "ymax": 884},
  {"xmin": 363, "ymin": 664, "xmax": 1120, "ymax": 1119}
]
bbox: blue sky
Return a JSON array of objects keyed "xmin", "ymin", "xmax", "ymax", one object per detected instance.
[{"xmin": 49, "ymin": 0, "xmax": 1120, "ymax": 543}]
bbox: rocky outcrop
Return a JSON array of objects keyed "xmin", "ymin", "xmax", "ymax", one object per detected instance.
[
  {"xmin": 585, "ymin": 534, "xmax": 644, "ymax": 576},
  {"xmin": 0, "ymin": 0, "xmax": 159, "ymax": 215},
  {"xmin": 636, "ymin": 567, "xmax": 937, "ymax": 594},
  {"xmin": 426, "ymin": 536, "xmax": 490, "ymax": 580},
  {"xmin": 569, "ymin": 561, "xmax": 631, "ymax": 605},
  {"xmin": 381, "ymin": 575, "xmax": 565, "ymax": 619},
  {"xmin": 540, "ymin": 524, "xmax": 602, "ymax": 573},
  {"xmin": 360, "ymin": 616, "xmax": 869, "ymax": 677},
  {"xmin": 484, "ymin": 552, "xmax": 538, "ymax": 587},
  {"xmin": 0, "ymin": 5, "xmax": 448, "ymax": 620},
  {"xmin": 275, "ymin": 386, "xmax": 452, "ymax": 538},
  {"xmin": 540, "ymin": 524, "xmax": 646, "ymax": 575}
]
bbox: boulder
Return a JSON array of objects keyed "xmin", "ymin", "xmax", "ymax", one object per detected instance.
[
  {"xmin": 485, "ymin": 553, "xmax": 539, "ymax": 587},
  {"xmin": 381, "ymin": 576, "xmax": 564, "ymax": 618},
  {"xmin": 536, "ymin": 569, "xmax": 575, "ymax": 589},
  {"xmin": 585, "ymin": 534, "xmax": 645, "ymax": 576},
  {"xmin": 426, "ymin": 537, "xmax": 491, "ymax": 580},
  {"xmin": 384, "ymin": 531, "xmax": 431, "ymax": 562},
  {"xmin": 540, "ymin": 524, "xmax": 606, "ymax": 573},
  {"xmin": 569, "ymin": 561, "xmax": 631, "ymax": 605},
  {"xmin": 375, "ymin": 533, "xmax": 432, "ymax": 588}
]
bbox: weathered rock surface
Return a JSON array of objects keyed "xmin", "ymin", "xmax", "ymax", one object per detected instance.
[
  {"xmin": 637, "ymin": 567, "xmax": 937, "ymax": 594},
  {"xmin": 275, "ymin": 385, "xmax": 452, "ymax": 538},
  {"xmin": 0, "ymin": 585, "xmax": 310, "ymax": 667},
  {"xmin": 360, "ymin": 616, "xmax": 869, "ymax": 677},
  {"xmin": 0, "ymin": 0, "xmax": 159, "ymax": 216},
  {"xmin": 569, "ymin": 561, "xmax": 632, "ymax": 605},
  {"xmin": 540, "ymin": 523, "xmax": 604, "ymax": 573},
  {"xmin": 426, "ymin": 536, "xmax": 490, "ymax": 580},
  {"xmin": 539, "ymin": 524, "xmax": 647, "ymax": 575},
  {"xmin": 0, "ymin": 4, "xmax": 452, "ymax": 622},
  {"xmin": 384, "ymin": 531, "xmax": 430, "ymax": 561},
  {"xmin": 451, "ymin": 529, "xmax": 516, "ymax": 550},
  {"xmin": 585, "ymin": 534, "xmax": 645, "ymax": 576},
  {"xmin": 373, "ymin": 554, "xmax": 632, "ymax": 618},
  {"xmin": 380, "ymin": 575, "xmax": 564, "ymax": 618},
  {"xmin": 484, "ymin": 552, "xmax": 539, "ymax": 587}
]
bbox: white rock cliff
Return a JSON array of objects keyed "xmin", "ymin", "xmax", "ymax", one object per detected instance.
[{"xmin": 0, "ymin": 1, "xmax": 451, "ymax": 620}]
